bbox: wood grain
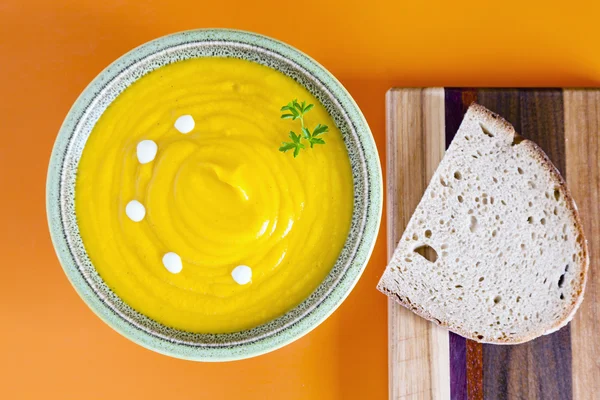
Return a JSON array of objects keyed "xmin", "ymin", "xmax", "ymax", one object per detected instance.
[
  {"xmin": 387, "ymin": 88, "xmax": 450, "ymax": 399},
  {"xmin": 466, "ymin": 340, "xmax": 483, "ymax": 400},
  {"xmin": 444, "ymin": 88, "xmax": 483, "ymax": 400},
  {"xmin": 564, "ymin": 89, "xmax": 600, "ymax": 400},
  {"xmin": 477, "ymin": 89, "xmax": 572, "ymax": 400},
  {"xmin": 386, "ymin": 88, "xmax": 598, "ymax": 400}
]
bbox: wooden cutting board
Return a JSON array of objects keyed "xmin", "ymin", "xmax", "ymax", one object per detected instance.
[{"xmin": 386, "ymin": 88, "xmax": 599, "ymax": 400}]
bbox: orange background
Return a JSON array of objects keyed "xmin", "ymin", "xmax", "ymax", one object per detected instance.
[{"xmin": 1, "ymin": 0, "xmax": 599, "ymax": 398}]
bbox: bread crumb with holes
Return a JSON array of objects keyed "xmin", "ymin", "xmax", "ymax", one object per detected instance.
[{"xmin": 377, "ymin": 103, "xmax": 589, "ymax": 344}]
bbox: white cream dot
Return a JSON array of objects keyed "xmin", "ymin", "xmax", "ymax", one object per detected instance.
[
  {"xmin": 174, "ymin": 115, "xmax": 195, "ymax": 134},
  {"xmin": 125, "ymin": 200, "xmax": 145, "ymax": 222},
  {"xmin": 232, "ymin": 265, "xmax": 252, "ymax": 285},
  {"xmin": 162, "ymin": 252, "xmax": 183, "ymax": 274},
  {"xmin": 136, "ymin": 140, "xmax": 158, "ymax": 164}
]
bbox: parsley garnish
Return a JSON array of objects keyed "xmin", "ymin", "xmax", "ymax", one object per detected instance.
[{"xmin": 279, "ymin": 99, "xmax": 328, "ymax": 157}]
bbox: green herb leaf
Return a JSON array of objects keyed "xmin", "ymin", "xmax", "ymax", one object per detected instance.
[
  {"xmin": 279, "ymin": 99, "xmax": 328, "ymax": 157},
  {"xmin": 309, "ymin": 137, "xmax": 325, "ymax": 148},
  {"xmin": 289, "ymin": 131, "xmax": 302, "ymax": 144},
  {"xmin": 301, "ymin": 127, "xmax": 311, "ymax": 139},
  {"xmin": 312, "ymin": 124, "xmax": 329, "ymax": 136},
  {"xmin": 279, "ymin": 142, "xmax": 296, "ymax": 152}
]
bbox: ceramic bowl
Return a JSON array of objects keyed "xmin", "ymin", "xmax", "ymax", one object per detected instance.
[{"xmin": 47, "ymin": 29, "xmax": 382, "ymax": 361}]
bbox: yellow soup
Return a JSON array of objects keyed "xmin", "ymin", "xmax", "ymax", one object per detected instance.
[{"xmin": 76, "ymin": 58, "xmax": 354, "ymax": 333}]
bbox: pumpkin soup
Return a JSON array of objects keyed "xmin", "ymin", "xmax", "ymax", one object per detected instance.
[{"xmin": 75, "ymin": 57, "xmax": 353, "ymax": 333}]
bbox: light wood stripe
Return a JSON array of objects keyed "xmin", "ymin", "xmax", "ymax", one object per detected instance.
[
  {"xmin": 564, "ymin": 89, "xmax": 600, "ymax": 400},
  {"xmin": 386, "ymin": 88, "xmax": 450, "ymax": 399}
]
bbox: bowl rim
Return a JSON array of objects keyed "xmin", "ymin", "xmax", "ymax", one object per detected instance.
[{"xmin": 46, "ymin": 28, "xmax": 382, "ymax": 361}]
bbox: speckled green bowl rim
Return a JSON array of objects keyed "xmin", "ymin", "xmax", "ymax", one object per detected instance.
[{"xmin": 47, "ymin": 29, "xmax": 382, "ymax": 361}]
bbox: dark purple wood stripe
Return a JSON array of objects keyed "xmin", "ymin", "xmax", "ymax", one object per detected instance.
[
  {"xmin": 445, "ymin": 88, "xmax": 482, "ymax": 400},
  {"xmin": 477, "ymin": 89, "xmax": 573, "ymax": 400},
  {"xmin": 450, "ymin": 333, "xmax": 467, "ymax": 399}
]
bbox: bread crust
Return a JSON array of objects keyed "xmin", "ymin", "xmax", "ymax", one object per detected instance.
[{"xmin": 379, "ymin": 103, "xmax": 589, "ymax": 345}]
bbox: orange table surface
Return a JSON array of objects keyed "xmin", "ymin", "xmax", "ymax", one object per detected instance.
[{"xmin": 1, "ymin": 1, "xmax": 599, "ymax": 398}]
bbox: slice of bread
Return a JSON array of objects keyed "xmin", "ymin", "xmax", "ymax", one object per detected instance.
[{"xmin": 378, "ymin": 103, "xmax": 589, "ymax": 344}]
